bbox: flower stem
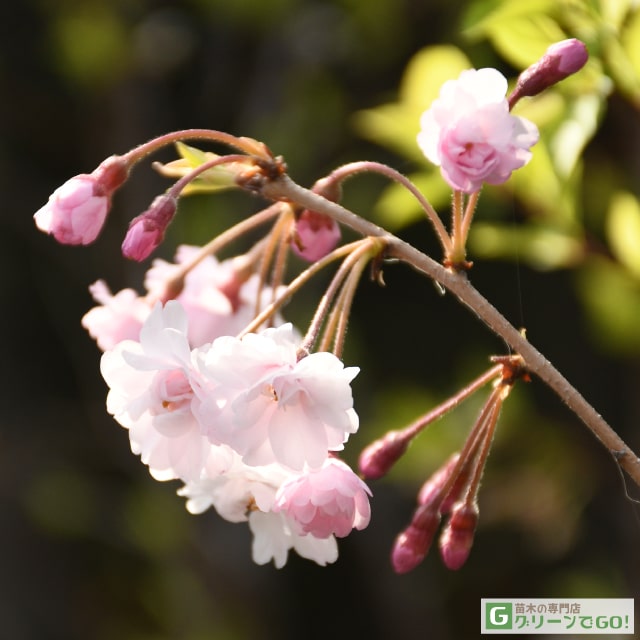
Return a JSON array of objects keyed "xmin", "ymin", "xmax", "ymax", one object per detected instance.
[
  {"xmin": 145, "ymin": 203, "xmax": 282, "ymax": 303},
  {"xmin": 237, "ymin": 239, "xmax": 373, "ymax": 340},
  {"xmin": 121, "ymin": 129, "xmax": 273, "ymax": 165},
  {"xmin": 324, "ymin": 161, "xmax": 453, "ymax": 255}
]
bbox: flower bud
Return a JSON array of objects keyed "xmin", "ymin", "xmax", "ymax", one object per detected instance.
[
  {"xmin": 34, "ymin": 175, "xmax": 110, "ymax": 245},
  {"xmin": 122, "ymin": 195, "xmax": 177, "ymax": 261},
  {"xmin": 34, "ymin": 155, "xmax": 130, "ymax": 246},
  {"xmin": 438, "ymin": 501, "xmax": 479, "ymax": 570},
  {"xmin": 508, "ymin": 39, "xmax": 588, "ymax": 108},
  {"xmin": 417, "ymin": 452, "xmax": 460, "ymax": 507},
  {"xmin": 290, "ymin": 209, "xmax": 341, "ymax": 262},
  {"xmin": 391, "ymin": 503, "xmax": 441, "ymax": 574},
  {"xmin": 92, "ymin": 155, "xmax": 130, "ymax": 194},
  {"xmin": 358, "ymin": 430, "xmax": 409, "ymax": 480},
  {"xmin": 290, "ymin": 175, "xmax": 342, "ymax": 262}
]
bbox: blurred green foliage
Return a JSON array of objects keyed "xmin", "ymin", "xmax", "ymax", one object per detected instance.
[
  {"xmin": 4, "ymin": 0, "xmax": 640, "ymax": 639},
  {"xmin": 357, "ymin": 0, "xmax": 640, "ymax": 356}
]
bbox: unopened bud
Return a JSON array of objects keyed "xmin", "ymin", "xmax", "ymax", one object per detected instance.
[
  {"xmin": 92, "ymin": 155, "xmax": 130, "ymax": 195},
  {"xmin": 418, "ymin": 452, "xmax": 460, "ymax": 507},
  {"xmin": 358, "ymin": 430, "xmax": 409, "ymax": 480},
  {"xmin": 34, "ymin": 156, "xmax": 130, "ymax": 246},
  {"xmin": 439, "ymin": 501, "xmax": 479, "ymax": 570},
  {"xmin": 391, "ymin": 503, "xmax": 441, "ymax": 574},
  {"xmin": 291, "ymin": 209, "xmax": 341, "ymax": 262},
  {"xmin": 508, "ymin": 38, "xmax": 588, "ymax": 108},
  {"xmin": 122, "ymin": 195, "xmax": 177, "ymax": 261}
]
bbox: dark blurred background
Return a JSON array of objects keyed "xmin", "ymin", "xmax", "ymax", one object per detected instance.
[{"xmin": 1, "ymin": 1, "xmax": 639, "ymax": 639}]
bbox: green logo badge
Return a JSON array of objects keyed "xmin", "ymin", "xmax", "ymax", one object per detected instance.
[{"xmin": 486, "ymin": 603, "xmax": 513, "ymax": 629}]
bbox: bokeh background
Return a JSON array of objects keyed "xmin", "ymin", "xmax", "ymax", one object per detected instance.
[{"xmin": 2, "ymin": 0, "xmax": 639, "ymax": 638}]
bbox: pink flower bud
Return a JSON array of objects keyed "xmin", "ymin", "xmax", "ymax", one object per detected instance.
[
  {"xmin": 34, "ymin": 155, "xmax": 130, "ymax": 246},
  {"xmin": 417, "ymin": 452, "xmax": 460, "ymax": 507},
  {"xmin": 391, "ymin": 503, "xmax": 441, "ymax": 574},
  {"xmin": 358, "ymin": 430, "xmax": 409, "ymax": 479},
  {"xmin": 508, "ymin": 39, "xmax": 589, "ymax": 107},
  {"xmin": 34, "ymin": 175, "xmax": 110, "ymax": 245},
  {"xmin": 291, "ymin": 209, "xmax": 341, "ymax": 262},
  {"xmin": 122, "ymin": 195, "xmax": 177, "ymax": 261},
  {"xmin": 438, "ymin": 501, "xmax": 479, "ymax": 570}
]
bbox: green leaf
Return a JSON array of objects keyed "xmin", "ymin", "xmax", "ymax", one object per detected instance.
[
  {"xmin": 372, "ymin": 171, "xmax": 451, "ymax": 231},
  {"xmin": 576, "ymin": 256, "xmax": 640, "ymax": 353},
  {"xmin": 606, "ymin": 191, "xmax": 640, "ymax": 279},
  {"xmin": 463, "ymin": 0, "xmax": 566, "ymax": 68},
  {"xmin": 469, "ymin": 222, "xmax": 584, "ymax": 270},
  {"xmin": 621, "ymin": 6, "xmax": 640, "ymax": 80},
  {"xmin": 483, "ymin": 14, "xmax": 569, "ymax": 69},
  {"xmin": 399, "ymin": 45, "xmax": 472, "ymax": 108},
  {"xmin": 598, "ymin": 0, "xmax": 635, "ymax": 30},
  {"xmin": 153, "ymin": 142, "xmax": 239, "ymax": 195},
  {"xmin": 549, "ymin": 92, "xmax": 602, "ymax": 178},
  {"xmin": 353, "ymin": 45, "xmax": 470, "ymax": 161}
]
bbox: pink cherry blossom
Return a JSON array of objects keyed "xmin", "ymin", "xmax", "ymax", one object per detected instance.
[
  {"xmin": 145, "ymin": 245, "xmax": 287, "ymax": 348},
  {"xmin": 417, "ymin": 68, "xmax": 539, "ymax": 193},
  {"xmin": 34, "ymin": 175, "xmax": 110, "ymax": 245},
  {"xmin": 83, "ymin": 245, "xmax": 287, "ymax": 352},
  {"xmin": 81, "ymin": 280, "xmax": 151, "ymax": 350},
  {"xmin": 178, "ymin": 450, "xmax": 339, "ymax": 567},
  {"xmin": 273, "ymin": 458, "xmax": 372, "ymax": 538},
  {"xmin": 291, "ymin": 209, "xmax": 341, "ymax": 262},
  {"xmin": 249, "ymin": 510, "xmax": 339, "ymax": 568},
  {"xmin": 193, "ymin": 324, "xmax": 359, "ymax": 470},
  {"xmin": 100, "ymin": 301, "xmax": 209, "ymax": 481}
]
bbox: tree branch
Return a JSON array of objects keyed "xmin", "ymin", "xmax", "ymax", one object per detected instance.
[{"xmin": 260, "ymin": 174, "xmax": 640, "ymax": 489}]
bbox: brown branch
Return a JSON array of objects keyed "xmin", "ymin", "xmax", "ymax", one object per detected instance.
[{"xmin": 260, "ymin": 174, "xmax": 640, "ymax": 489}]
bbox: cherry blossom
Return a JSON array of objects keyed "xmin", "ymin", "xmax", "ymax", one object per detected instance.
[
  {"xmin": 417, "ymin": 68, "xmax": 539, "ymax": 193},
  {"xmin": 178, "ymin": 449, "xmax": 339, "ymax": 567},
  {"xmin": 273, "ymin": 457, "xmax": 372, "ymax": 538},
  {"xmin": 81, "ymin": 281, "xmax": 150, "ymax": 351},
  {"xmin": 100, "ymin": 301, "xmax": 209, "ymax": 481},
  {"xmin": 249, "ymin": 510, "xmax": 339, "ymax": 568},
  {"xmin": 145, "ymin": 246, "xmax": 284, "ymax": 348},
  {"xmin": 192, "ymin": 323, "xmax": 359, "ymax": 470},
  {"xmin": 82, "ymin": 245, "xmax": 287, "ymax": 351}
]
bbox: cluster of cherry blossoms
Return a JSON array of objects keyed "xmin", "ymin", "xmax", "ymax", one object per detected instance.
[{"xmin": 34, "ymin": 39, "xmax": 589, "ymax": 570}]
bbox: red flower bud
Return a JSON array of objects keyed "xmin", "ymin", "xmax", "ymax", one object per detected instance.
[
  {"xmin": 439, "ymin": 501, "xmax": 479, "ymax": 570},
  {"xmin": 417, "ymin": 452, "xmax": 460, "ymax": 507},
  {"xmin": 508, "ymin": 39, "xmax": 589, "ymax": 108},
  {"xmin": 358, "ymin": 430, "xmax": 409, "ymax": 480},
  {"xmin": 122, "ymin": 195, "xmax": 177, "ymax": 261},
  {"xmin": 391, "ymin": 503, "xmax": 441, "ymax": 574}
]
